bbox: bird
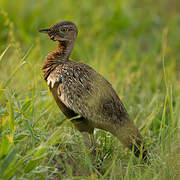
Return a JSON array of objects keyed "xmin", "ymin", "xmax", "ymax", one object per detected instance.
[{"xmin": 39, "ymin": 21, "xmax": 148, "ymax": 161}]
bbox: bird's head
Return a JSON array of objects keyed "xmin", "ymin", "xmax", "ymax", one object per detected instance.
[{"xmin": 39, "ymin": 21, "xmax": 78, "ymax": 43}]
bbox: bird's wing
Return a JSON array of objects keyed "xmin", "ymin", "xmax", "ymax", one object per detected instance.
[{"xmin": 54, "ymin": 61, "xmax": 126, "ymax": 127}]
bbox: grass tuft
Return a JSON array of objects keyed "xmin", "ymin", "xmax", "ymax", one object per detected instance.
[{"xmin": 0, "ymin": 0, "xmax": 179, "ymax": 179}]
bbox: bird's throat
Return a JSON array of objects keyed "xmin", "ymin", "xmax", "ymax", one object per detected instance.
[
  {"xmin": 57, "ymin": 40, "xmax": 74, "ymax": 60},
  {"xmin": 42, "ymin": 40, "xmax": 74, "ymax": 80},
  {"xmin": 58, "ymin": 41, "xmax": 65, "ymax": 53}
]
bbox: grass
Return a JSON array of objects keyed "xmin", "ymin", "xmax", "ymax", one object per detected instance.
[{"xmin": 0, "ymin": 0, "xmax": 180, "ymax": 179}]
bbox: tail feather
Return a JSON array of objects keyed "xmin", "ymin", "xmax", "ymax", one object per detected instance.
[
  {"xmin": 111, "ymin": 114, "xmax": 149, "ymax": 162},
  {"xmin": 130, "ymin": 137, "xmax": 149, "ymax": 162}
]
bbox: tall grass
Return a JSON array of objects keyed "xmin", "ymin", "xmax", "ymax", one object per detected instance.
[{"xmin": 0, "ymin": 0, "xmax": 180, "ymax": 179}]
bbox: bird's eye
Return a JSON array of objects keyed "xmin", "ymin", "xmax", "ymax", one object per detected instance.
[{"xmin": 61, "ymin": 28, "xmax": 66, "ymax": 32}]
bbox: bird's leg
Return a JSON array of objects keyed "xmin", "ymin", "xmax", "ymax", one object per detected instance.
[
  {"xmin": 88, "ymin": 133, "xmax": 95, "ymax": 148},
  {"xmin": 81, "ymin": 132, "xmax": 96, "ymax": 152},
  {"xmin": 71, "ymin": 117, "xmax": 96, "ymax": 151}
]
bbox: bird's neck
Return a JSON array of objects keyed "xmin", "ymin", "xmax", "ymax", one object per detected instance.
[
  {"xmin": 57, "ymin": 40, "xmax": 74, "ymax": 60},
  {"xmin": 42, "ymin": 40, "xmax": 74, "ymax": 80},
  {"xmin": 47, "ymin": 40, "xmax": 74, "ymax": 62}
]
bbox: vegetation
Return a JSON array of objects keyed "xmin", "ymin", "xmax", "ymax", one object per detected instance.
[{"xmin": 0, "ymin": 0, "xmax": 179, "ymax": 179}]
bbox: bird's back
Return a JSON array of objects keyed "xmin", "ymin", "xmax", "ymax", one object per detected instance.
[{"xmin": 45, "ymin": 59, "xmax": 128, "ymax": 129}]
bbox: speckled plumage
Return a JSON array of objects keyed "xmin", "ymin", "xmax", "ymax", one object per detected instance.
[{"xmin": 39, "ymin": 21, "xmax": 148, "ymax": 161}]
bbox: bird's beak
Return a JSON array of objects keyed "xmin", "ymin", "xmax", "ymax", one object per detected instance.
[{"xmin": 39, "ymin": 28, "xmax": 51, "ymax": 34}]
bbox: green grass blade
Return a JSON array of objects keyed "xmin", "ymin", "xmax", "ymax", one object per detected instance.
[
  {"xmin": 0, "ymin": 147, "xmax": 17, "ymax": 177},
  {"xmin": 0, "ymin": 45, "xmax": 33, "ymax": 91},
  {"xmin": 8, "ymin": 98, "xmax": 15, "ymax": 135},
  {"xmin": 0, "ymin": 44, "xmax": 11, "ymax": 63}
]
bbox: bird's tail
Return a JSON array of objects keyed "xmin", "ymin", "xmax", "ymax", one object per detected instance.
[{"xmin": 111, "ymin": 114, "xmax": 148, "ymax": 162}]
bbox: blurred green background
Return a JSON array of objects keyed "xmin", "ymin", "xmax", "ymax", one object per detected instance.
[{"xmin": 0, "ymin": 0, "xmax": 180, "ymax": 179}]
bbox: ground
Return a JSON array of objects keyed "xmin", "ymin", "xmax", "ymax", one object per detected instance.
[{"xmin": 0, "ymin": 0, "xmax": 180, "ymax": 179}]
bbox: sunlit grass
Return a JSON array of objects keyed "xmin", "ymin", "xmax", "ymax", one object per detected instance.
[{"xmin": 0, "ymin": 0, "xmax": 180, "ymax": 179}]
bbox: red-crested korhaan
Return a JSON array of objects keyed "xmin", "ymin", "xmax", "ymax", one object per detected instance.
[{"xmin": 39, "ymin": 21, "xmax": 148, "ymax": 161}]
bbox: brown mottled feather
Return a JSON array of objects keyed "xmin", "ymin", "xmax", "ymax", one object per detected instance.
[{"xmin": 40, "ymin": 21, "xmax": 148, "ymax": 161}]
